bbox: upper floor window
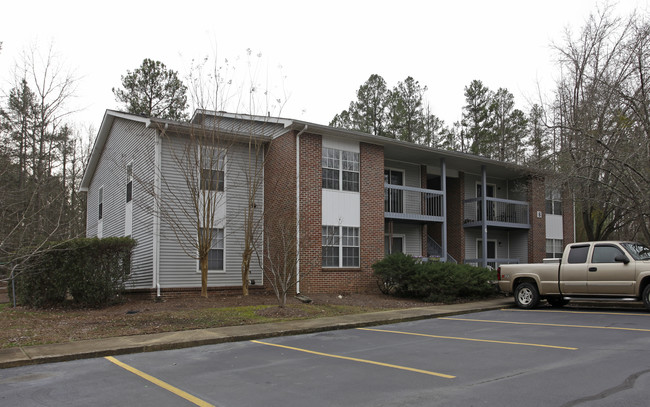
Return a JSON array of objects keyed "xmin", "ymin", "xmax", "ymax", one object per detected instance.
[
  {"xmin": 200, "ymin": 147, "xmax": 225, "ymax": 192},
  {"xmin": 545, "ymin": 189, "xmax": 562, "ymax": 215},
  {"xmin": 322, "ymin": 147, "xmax": 359, "ymax": 192},
  {"xmin": 126, "ymin": 162, "xmax": 133, "ymax": 203}
]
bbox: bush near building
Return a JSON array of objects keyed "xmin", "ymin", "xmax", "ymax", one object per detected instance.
[
  {"xmin": 373, "ymin": 253, "xmax": 496, "ymax": 302},
  {"xmin": 11, "ymin": 237, "xmax": 136, "ymax": 308}
]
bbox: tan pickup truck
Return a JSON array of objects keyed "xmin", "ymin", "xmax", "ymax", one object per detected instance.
[{"xmin": 497, "ymin": 241, "xmax": 650, "ymax": 309}]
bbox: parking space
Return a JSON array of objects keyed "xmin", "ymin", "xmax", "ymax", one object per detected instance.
[{"xmin": 2, "ymin": 307, "xmax": 650, "ymax": 406}]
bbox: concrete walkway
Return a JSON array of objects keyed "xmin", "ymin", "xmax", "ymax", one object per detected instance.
[{"xmin": 0, "ymin": 297, "xmax": 512, "ymax": 369}]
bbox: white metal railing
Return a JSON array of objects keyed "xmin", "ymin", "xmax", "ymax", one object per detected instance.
[
  {"xmin": 385, "ymin": 184, "xmax": 444, "ymax": 221},
  {"xmin": 464, "ymin": 258, "xmax": 520, "ymax": 269},
  {"xmin": 463, "ymin": 197, "xmax": 529, "ymax": 226}
]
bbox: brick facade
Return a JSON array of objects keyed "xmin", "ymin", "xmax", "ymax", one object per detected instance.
[
  {"xmin": 527, "ymin": 176, "xmax": 547, "ymax": 263},
  {"xmin": 299, "ymin": 139, "xmax": 384, "ymax": 294}
]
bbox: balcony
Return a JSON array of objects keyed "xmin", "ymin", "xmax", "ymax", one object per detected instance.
[
  {"xmin": 385, "ymin": 184, "xmax": 444, "ymax": 222},
  {"xmin": 463, "ymin": 197, "xmax": 530, "ymax": 229}
]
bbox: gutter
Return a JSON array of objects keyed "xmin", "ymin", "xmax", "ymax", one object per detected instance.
[{"xmin": 295, "ymin": 125, "xmax": 308, "ymax": 294}]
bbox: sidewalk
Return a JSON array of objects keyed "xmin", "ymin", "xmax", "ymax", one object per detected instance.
[{"xmin": 0, "ymin": 297, "xmax": 512, "ymax": 369}]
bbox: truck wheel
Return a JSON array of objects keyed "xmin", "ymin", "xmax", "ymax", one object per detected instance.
[
  {"xmin": 514, "ymin": 282, "xmax": 540, "ymax": 309},
  {"xmin": 643, "ymin": 285, "xmax": 650, "ymax": 311},
  {"xmin": 547, "ymin": 297, "xmax": 569, "ymax": 308}
]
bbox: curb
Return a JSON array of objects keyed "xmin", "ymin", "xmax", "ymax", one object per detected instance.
[{"xmin": 0, "ymin": 299, "xmax": 512, "ymax": 369}]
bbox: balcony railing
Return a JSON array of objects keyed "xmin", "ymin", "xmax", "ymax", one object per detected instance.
[
  {"xmin": 385, "ymin": 184, "xmax": 444, "ymax": 222},
  {"xmin": 463, "ymin": 197, "xmax": 530, "ymax": 228},
  {"xmin": 464, "ymin": 258, "xmax": 520, "ymax": 269}
]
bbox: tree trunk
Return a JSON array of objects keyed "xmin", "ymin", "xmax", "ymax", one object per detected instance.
[{"xmin": 199, "ymin": 256, "xmax": 208, "ymax": 298}]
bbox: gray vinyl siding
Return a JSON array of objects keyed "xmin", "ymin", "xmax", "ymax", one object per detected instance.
[
  {"xmin": 158, "ymin": 134, "xmax": 264, "ymax": 288},
  {"xmin": 464, "ymin": 174, "xmax": 509, "ymax": 199},
  {"xmin": 85, "ymin": 118, "xmax": 156, "ymax": 289},
  {"xmin": 385, "ymin": 223, "xmax": 422, "ymax": 257},
  {"xmin": 508, "ymin": 230, "xmax": 528, "ymax": 263},
  {"xmin": 464, "ymin": 229, "xmax": 528, "ymax": 263},
  {"xmin": 384, "ymin": 159, "xmax": 422, "ymax": 216}
]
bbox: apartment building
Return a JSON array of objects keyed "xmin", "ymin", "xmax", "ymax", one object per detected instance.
[{"xmin": 80, "ymin": 109, "xmax": 574, "ymax": 296}]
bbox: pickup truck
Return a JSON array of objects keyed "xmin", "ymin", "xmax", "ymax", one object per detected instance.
[{"xmin": 497, "ymin": 241, "xmax": 650, "ymax": 310}]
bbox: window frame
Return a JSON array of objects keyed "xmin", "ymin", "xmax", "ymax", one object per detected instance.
[
  {"xmin": 546, "ymin": 238, "xmax": 563, "ymax": 259},
  {"xmin": 198, "ymin": 228, "xmax": 225, "ymax": 272},
  {"xmin": 545, "ymin": 189, "xmax": 562, "ymax": 215},
  {"xmin": 322, "ymin": 225, "xmax": 360, "ymax": 268},
  {"xmin": 199, "ymin": 146, "xmax": 225, "ymax": 192},
  {"xmin": 322, "ymin": 147, "xmax": 359, "ymax": 192}
]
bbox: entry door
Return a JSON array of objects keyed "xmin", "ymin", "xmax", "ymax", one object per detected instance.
[
  {"xmin": 477, "ymin": 239, "xmax": 496, "ymax": 268},
  {"xmin": 385, "ymin": 169, "xmax": 404, "ymax": 213},
  {"xmin": 476, "ymin": 184, "xmax": 495, "ymax": 221},
  {"xmin": 384, "ymin": 235, "xmax": 404, "ymax": 255}
]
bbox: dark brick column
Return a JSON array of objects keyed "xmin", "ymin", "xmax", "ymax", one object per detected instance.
[
  {"xmin": 446, "ymin": 172, "xmax": 465, "ymax": 263},
  {"xmin": 527, "ymin": 176, "xmax": 546, "ymax": 263}
]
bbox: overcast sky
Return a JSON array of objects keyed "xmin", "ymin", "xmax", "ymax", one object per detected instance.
[{"xmin": 0, "ymin": 0, "xmax": 646, "ymax": 133}]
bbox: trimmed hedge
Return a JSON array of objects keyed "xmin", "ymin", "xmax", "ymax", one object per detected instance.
[
  {"xmin": 11, "ymin": 237, "xmax": 136, "ymax": 308},
  {"xmin": 372, "ymin": 252, "xmax": 496, "ymax": 302}
]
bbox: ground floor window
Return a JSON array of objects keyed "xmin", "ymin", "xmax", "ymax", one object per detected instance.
[
  {"xmin": 322, "ymin": 225, "xmax": 360, "ymax": 268},
  {"xmin": 199, "ymin": 228, "xmax": 224, "ymax": 271},
  {"xmin": 546, "ymin": 238, "xmax": 563, "ymax": 258}
]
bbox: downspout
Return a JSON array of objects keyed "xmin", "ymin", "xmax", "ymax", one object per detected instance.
[
  {"xmin": 295, "ymin": 125, "xmax": 308, "ymax": 294},
  {"xmin": 481, "ymin": 165, "xmax": 488, "ymax": 268},
  {"xmin": 440, "ymin": 158, "xmax": 447, "ymax": 262},
  {"xmin": 153, "ymin": 125, "xmax": 164, "ymax": 298}
]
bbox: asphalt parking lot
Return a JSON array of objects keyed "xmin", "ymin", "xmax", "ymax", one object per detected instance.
[{"xmin": 2, "ymin": 306, "xmax": 650, "ymax": 406}]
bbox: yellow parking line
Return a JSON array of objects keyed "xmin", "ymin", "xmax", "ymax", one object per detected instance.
[
  {"xmin": 502, "ymin": 308, "xmax": 650, "ymax": 317},
  {"xmin": 441, "ymin": 317, "xmax": 650, "ymax": 332},
  {"xmin": 356, "ymin": 327, "xmax": 577, "ymax": 350},
  {"xmin": 251, "ymin": 340, "xmax": 455, "ymax": 379},
  {"xmin": 105, "ymin": 356, "xmax": 214, "ymax": 407}
]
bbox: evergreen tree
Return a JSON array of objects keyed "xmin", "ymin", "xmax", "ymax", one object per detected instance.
[
  {"xmin": 113, "ymin": 58, "xmax": 188, "ymax": 120},
  {"xmin": 461, "ymin": 80, "xmax": 493, "ymax": 157}
]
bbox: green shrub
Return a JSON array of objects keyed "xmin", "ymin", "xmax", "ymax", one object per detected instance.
[
  {"xmin": 11, "ymin": 237, "xmax": 136, "ymax": 308},
  {"xmin": 372, "ymin": 253, "xmax": 496, "ymax": 302}
]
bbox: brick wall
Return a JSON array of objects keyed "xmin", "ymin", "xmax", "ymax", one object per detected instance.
[
  {"xmin": 299, "ymin": 140, "xmax": 384, "ymax": 294},
  {"xmin": 527, "ymin": 176, "xmax": 547, "ymax": 263},
  {"xmin": 446, "ymin": 173, "xmax": 465, "ymax": 262},
  {"xmin": 263, "ymin": 132, "xmax": 298, "ymax": 289},
  {"xmin": 296, "ymin": 133, "xmax": 323, "ymax": 293}
]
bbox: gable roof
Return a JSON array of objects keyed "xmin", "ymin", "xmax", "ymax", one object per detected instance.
[{"xmin": 80, "ymin": 109, "xmax": 536, "ymax": 192}]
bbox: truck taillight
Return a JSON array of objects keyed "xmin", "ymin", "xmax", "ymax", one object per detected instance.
[{"xmin": 497, "ymin": 267, "xmax": 501, "ymax": 281}]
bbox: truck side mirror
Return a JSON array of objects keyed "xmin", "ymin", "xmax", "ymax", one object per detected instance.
[{"xmin": 615, "ymin": 254, "xmax": 630, "ymax": 264}]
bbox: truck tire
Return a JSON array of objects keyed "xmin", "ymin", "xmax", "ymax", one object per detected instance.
[
  {"xmin": 547, "ymin": 297, "xmax": 569, "ymax": 308},
  {"xmin": 643, "ymin": 285, "xmax": 650, "ymax": 311},
  {"xmin": 514, "ymin": 282, "xmax": 540, "ymax": 309}
]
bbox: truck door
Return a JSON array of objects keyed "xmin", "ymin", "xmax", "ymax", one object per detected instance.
[
  {"xmin": 587, "ymin": 244, "xmax": 635, "ymax": 295},
  {"xmin": 559, "ymin": 245, "xmax": 590, "ymax": 294}
]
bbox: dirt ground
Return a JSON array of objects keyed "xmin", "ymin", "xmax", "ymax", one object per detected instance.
[
  {"xmin": 0, "ymin": 291, "xmax": 433, "ymax": 348},
  {"xmin": 107, "ymin": 291, "xmax": 429, "ymax": 315}
]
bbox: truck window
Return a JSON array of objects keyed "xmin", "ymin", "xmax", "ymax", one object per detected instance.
[
  {"xmin": 592, "ymin": 245, "xmax": 625, "ymax": 263},
  {"xmin": 567, "ymin": 245, "xmax": 589, "ymax": 263}
]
